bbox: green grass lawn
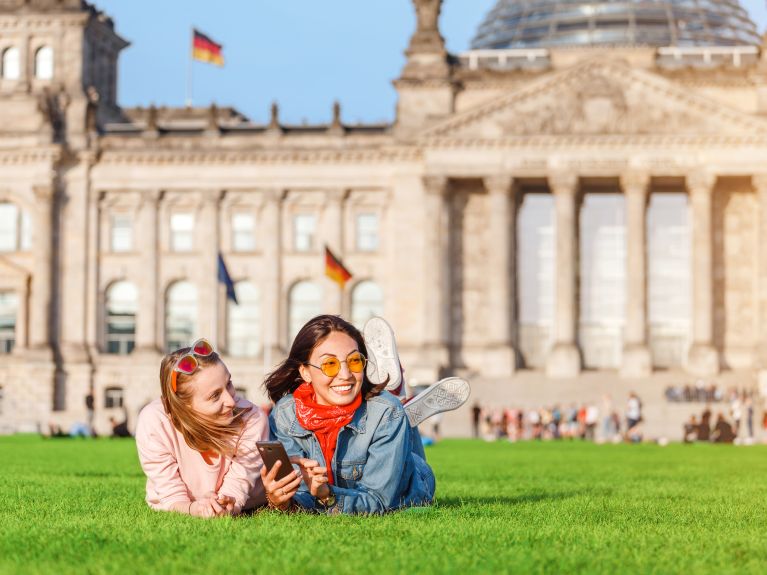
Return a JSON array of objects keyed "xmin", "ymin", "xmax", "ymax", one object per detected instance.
[{"xmin": 2, "ymin": 436, "xmax": 767, "ymax": 575}]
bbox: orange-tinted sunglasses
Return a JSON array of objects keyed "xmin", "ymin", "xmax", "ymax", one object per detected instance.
[{"xmin": 170, "ymin": 338, "xmax": 214, "ymax": 393}]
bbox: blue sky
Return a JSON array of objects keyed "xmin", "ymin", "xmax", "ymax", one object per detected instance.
[{"xmin": 93, "ymin": 1, "xmax": 767, "ymax": 125}]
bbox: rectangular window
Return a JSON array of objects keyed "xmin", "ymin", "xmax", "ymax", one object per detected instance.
[
  {"xmin": 232, "ymin": 213, "xmax": 256, "ymax": 252},
  {"xmin": 171, "ymin": 212, "xmax": 194, "ymax": 252},
  {"xmin": 0, "ymin": 204, "xmax": 18, "ymax": 252},
  {"xmin": 356, "ymin": 213, "xmax": 379, "ymax": 252},
  {"xmin": 293, "ymin": 214, "xmax": 316, "ymax": 252},
  {"xmin": 0, "ymin": 292, "xmax": 17, "ymax": 354},
  {"xmin": 104, "ymin": 387, "xmax": 124, "ymax": 409},
  {"xmin": 110, "ymin": 214, "xmax": 133, "ymax": 252}
]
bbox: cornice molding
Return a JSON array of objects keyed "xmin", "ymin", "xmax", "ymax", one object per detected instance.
[{"xmin": 96, "ymin": 148, "xmax": 423, "ymax": 166}]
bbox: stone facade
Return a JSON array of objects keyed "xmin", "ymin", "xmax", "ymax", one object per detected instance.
[{"xmin": 1, "ymin": 0, "xmax": 767, "ymax": 434}]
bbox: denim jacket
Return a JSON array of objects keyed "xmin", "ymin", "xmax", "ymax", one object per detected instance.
[{"xmin": 269, "ymin": 390, "xmax": 435, "ymax": 515}]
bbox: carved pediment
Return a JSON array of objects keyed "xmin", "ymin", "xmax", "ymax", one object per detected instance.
[{"xmin": 424, "ymin": 59, "xmax": 767, "ymax": 140}]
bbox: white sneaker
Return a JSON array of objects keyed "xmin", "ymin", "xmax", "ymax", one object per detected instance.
[
  {"xmin": 404, "ymin": 377, "xmax": 471, "ymax": 428},
  {"xmin": 363, "ymin": 316, "xmax": 402, "ymax": 392}
]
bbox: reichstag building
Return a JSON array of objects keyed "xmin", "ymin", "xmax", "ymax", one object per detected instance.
[{"xmin": 1, "ymin": 0, "xmax": 766, "ymax": 433}]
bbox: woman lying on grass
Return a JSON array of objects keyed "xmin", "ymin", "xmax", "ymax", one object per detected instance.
[
  {"xmin": 135, "ymin": 339, "xmax": 300, "ymax": 517},
  {"xmin": 265, "ymin": 314, "xmax": 469, "ymax": 515}
]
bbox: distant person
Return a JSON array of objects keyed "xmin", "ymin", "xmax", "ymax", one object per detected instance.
[
  {"xmin": 110, "ymin": 409, "xmax": 132, "ymax": 438},
  {"xmin": 472, "ymin": 402, "xmax": 481, "ymax": 438},
  {"xmin": 698, "ymin": 408, "xmax": 712, "ymax": 441},
  {"xmin": 626, "ymin": 392, "xmax": 642, "ymax": 432},
  {"xmin": 711, "ymin": 413, "xmax": 735, "ymax": 444},
  {"xmin": 683, "ymin": 415, "xmax": 699, "ymax": 444},
  {"xmin": 584, "ymin": 404, "xmax": 599, "ymax": 441},
  {"xmin": 85, "ymin": 392, "xmax": 95, "ymax": 434}
]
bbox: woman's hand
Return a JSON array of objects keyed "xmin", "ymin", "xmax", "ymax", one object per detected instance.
[
  {"xmin": 216, "ymin": 494, "xmax": 240, "ymax": 516},
  {"xmin": 189, "ymin": 494, "xmax": 226, "ymax": 518},
  {"xmin": 260, "ymin": 460, "xmax": 301, "ymax": 510},
  {"xmin": 293, "ymin": 457, "xmax": 329, "ymax": 499}
]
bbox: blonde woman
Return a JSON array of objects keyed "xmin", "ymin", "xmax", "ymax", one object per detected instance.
[{"xmin": 135, "ymin": 339, "xmax": 300, "ymax": 517}]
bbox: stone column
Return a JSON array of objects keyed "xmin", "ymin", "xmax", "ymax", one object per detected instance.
[
  {"xmin": 261, "ymin": 189, "xmax": 283, "ymax": 367},
  {"xmin": 686, "ymin": 171, "xmax": 719, "ymax": 376},
  {"xmin": 28, "ymin": 184, "xmax": 54, "ymax": 353},
  {"xmin": 754, "ymin": 175, "xmax": 767, "ymax": 393},
  {"xmin": 422, "ymin": 175, "xmax": 450, "ymax": 369},
  {"xmin": 134, "ymin": 190, "xmax": 161, "ymax": 354},
  {"xmin": 323, "ymin": 189, "xmax": 346, "ymax": 315},
  {"xmin": 621, "ymin": 171, "xmax": 652, "ymax": 378},
  {"xmin": 484, "ymin": 175, "xmax": 518, "ymax": 375},
  {"xmin": 546, "ymin": 172, "xmax": 581, "ymax": 378},
  {"xmin": 198, "ymin": 191, "xmax": 222, "ymax": 346}
]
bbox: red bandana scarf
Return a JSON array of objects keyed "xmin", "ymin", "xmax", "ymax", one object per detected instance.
[{"xmin": 293, "ymin": 382, "xmax": 362, "ymax": 485}]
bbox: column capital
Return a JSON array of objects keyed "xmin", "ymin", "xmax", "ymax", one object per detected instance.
[
  {"xmin": 423, "ymin": 175, "xmax": 449, "ymax": 197},
  {"xmin": 201, "ymin": 189, "xmax": 224, "ymax": 207},
  {"xmin": 324, "ymin": 188, "xmax": 348, "ymax": 204},
  {"xmin": 547, "ymin": 172, "xmax": 578, "ymax": 196},
  {"xmin": 483, "ymin": 175, "xmax": 515, "ymax": 196},
  {"xmin": 752, "ymin": 173, "xmax": 767, "ymax": 194},
  {"xmin": 620, "ymin": 171, "xmax": 651, "ymax": 196},
  {"xmin": 32, "ymin": 184, "xmax": 55, "ymax": 202},
  {"xmin": 686, "ymin": 170, "xmax": 716, "ymax": 196},
  {"xmin": 140, "ymin": 188, "xmax": 163, "ymax": 207},
  {"xmin": 262, "ymin": 188, "xmax": 286, "ymax": 204}
]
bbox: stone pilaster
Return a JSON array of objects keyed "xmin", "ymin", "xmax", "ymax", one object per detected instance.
[
  {"xmin": 28, "ymin": 184, "xmax": 54, "ymax": 354},
  {"xmin": 686, "ymin": 171, "xmax": 720, "ymax": 376},
  {"xmin": 620, "ymin": 171, "xmax": 652, "ymax": 378},
  {"xmin": 754, "ymin": 175, "xmax": 767, "ymax": 393},
  {"xmin": 323, "ymin": 188, "xmax": 346, "ymax": 315},
  {"xmin": 261, "ymin": 188, "xmax": 283, "ymax": 366},
  {"xmin": 134, "ymin": 190, "xmax": 162, "ymax": 355},
  {"xmin": 198, "ymin": 191, "xmax": 222, "ymax": 346},
  {"xmin": 422, "ymin": 175, "xmax": 450, "ymax": 369},
  {"xmin": 546, "ymin": 172, "xmax": 581, "ymax": 378},
  {"xmin": 484, "ymin": 175, "xmax": 518, "ymax": 376}
]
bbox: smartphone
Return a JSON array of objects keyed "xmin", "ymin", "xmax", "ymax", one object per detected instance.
[{"xmin": 256, "ymin": 441, "xmax": 294, "ymax": 481}]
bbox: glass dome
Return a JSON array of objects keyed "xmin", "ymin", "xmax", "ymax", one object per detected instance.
[{"xmin": 471, "ymin": 0, "xmax": 762, "ymax": 49}]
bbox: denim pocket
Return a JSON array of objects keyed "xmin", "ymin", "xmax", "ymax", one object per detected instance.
[{"xmin": 338, "ymin": 462, "xmax": 364, "ymax": 483}]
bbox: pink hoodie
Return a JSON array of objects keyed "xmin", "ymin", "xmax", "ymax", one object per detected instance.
[{"xmin": 136, "ymin": 398, "xmax": 269, "ymax": 512}]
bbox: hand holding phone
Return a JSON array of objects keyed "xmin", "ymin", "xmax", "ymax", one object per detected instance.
[{"xmin": 256, "ymin": 441, "xmax": 294, "ymax": 481}]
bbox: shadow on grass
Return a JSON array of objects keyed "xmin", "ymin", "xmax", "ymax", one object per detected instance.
[{"xmin": 435, "ymin": 489, "xmax": 604, "ymax": 508}]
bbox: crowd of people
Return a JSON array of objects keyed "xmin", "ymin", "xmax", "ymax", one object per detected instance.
[
  {"xmin": 682, "ymin": 390, "xmax": 757, "ymax": 444},
  {"xmin": 664, "ymin": 382, "xmax": 751, "ymax": 404},
  {"xmin": 470, "ymin": 393, "xmax": 645, "ymax": 444}
]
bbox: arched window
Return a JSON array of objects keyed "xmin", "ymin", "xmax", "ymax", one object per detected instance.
[
  {"xmin": 165, "ymin": 281, "xmax": 197, "ymax": 352},
  {"xmin": 288, "ymin": 281, "xmax": 322, "ymax": 344},
  {"xmin": 0, "ymin": 202, "xmax": 31, "ymax": 253},
  {"xmin": 104, "ymin": 281, "xmax": 137, "ymax": 355},
  {"xmin": 351, "ymin": 280, "xmax": 384, "ymax": 329},
  {"xmin": 34, "ymin": 46, "xmax": 53, "ymax": 80},
  {"xmin": 1, "ymin": 47, "xmax": 20, "ymax": 80},
  {"xmin": 227, "ymin": 281, "xmax": 260, "ymax": 357},
  {"xmin": 0, "ymin": 291, "xmax": 18, "ymax": 354}
]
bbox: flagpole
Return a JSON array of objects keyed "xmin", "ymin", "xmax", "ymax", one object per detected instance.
[{"xmin": 186, "ymin": 27, "xmax": 193, "ymax": 107}]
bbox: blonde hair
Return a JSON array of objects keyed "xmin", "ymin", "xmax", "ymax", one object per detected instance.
[{"xmin": 159, "ymin": 348, "xmax": 246, "ymax": 458}]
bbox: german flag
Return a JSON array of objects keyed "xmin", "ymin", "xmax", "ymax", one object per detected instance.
[
  {"xmin": 192, "ymin": 29, "xmax": 224, "ymax": 66},
  {"xmin": 325, "ymin": 246, "xmax": 352, "ymax": 288}
]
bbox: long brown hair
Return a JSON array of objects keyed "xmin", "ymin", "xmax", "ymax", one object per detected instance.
[
  {"xmin": 160, "ymin": 347, "xmax": 246, "ymax": 457},
  {"xmin": 264, "ymin": 314, "xmax": 386, "ymax": 404}
]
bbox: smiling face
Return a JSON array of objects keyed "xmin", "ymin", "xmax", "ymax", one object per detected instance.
[
  {"xmin": 298, "ymin": 330, "xmax": 364, "ymax": 407},
  {"xmin": 188, "ymin": 361, "xmax": 237, "ymax": 423}
]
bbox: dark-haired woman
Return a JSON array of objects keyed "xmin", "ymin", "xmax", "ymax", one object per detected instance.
[{"xmin": 265, "ymin": 315, "xmax": 469, "ymax": 514}]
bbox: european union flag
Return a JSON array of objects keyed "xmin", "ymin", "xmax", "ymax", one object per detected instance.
[{"xmin": 217, "ymin": 252, "xmax": 238, "ymax": 304}]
